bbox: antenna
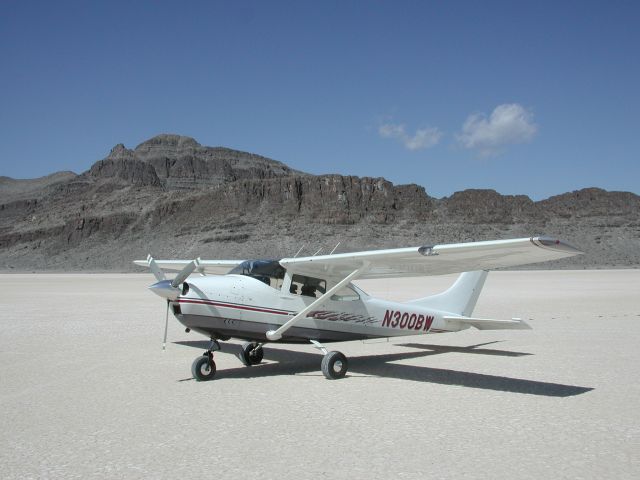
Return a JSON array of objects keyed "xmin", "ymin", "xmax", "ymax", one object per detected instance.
[
  {"xmin": 329, "ymin": 242, "xmax": 341, "ymax": 255},
  {"xmin": 293, "ymin": 245, "xmax": 305, "ymax": 258},
  {"xmin": 312, "ymin": 247, "xmax": 323, "ymax": 256}
]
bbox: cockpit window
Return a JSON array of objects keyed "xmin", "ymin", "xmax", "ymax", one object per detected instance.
[{"xmin": 228, "ymin": 260, "xmax": 285, "ymax": 289}]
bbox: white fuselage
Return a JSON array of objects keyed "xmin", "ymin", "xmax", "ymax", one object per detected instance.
[{"xmin": 173, "ymin": 274, "xmax": 463, "ymax": 343}]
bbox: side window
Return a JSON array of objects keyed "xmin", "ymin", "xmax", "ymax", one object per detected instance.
[
  {"xmin": 290, "ymin": 274, "xmax": 326, "ymax": 299},
  {"xmin": 267, "ymin": 276, "xmax": 285, "ymax": 290},
  {"xmin": 331, "ymin": 286, "xmax": 360, "ymax": 301}
]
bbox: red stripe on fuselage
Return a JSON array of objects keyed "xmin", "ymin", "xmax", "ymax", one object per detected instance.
[{"xmin": 177, "ymin": 298, "xmax": 293, "ymax": 316}]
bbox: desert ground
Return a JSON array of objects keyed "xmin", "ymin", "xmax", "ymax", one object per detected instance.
[{"xmin": 1, "ymin": 270, "xmax": 638, "ymax": 479}]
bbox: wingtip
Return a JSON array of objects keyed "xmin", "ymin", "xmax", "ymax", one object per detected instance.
[{"xmin": 531, "ymin": 236, "xmax": 584, "ymax": 256}]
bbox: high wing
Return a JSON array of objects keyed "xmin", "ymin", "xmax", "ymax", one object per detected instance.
[
  {"xmin": 279, "ymin": 236, "xmax": 582, "ymax": 280},
  {"xmin": 133, "ymin": 259, "xmax": 243, "ymax": 275},
  {"xmin": 134, "ymin": 237, "xmax": 582, "ymax": 279}
]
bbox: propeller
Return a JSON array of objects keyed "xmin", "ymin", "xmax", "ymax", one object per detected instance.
[
  {"xmin": 146, "ymin": 255, "xmax": 201, "ymax": 350},
  {"xmin": 147, "ymin": 256, "xmax": 200, "ymax": 300}
]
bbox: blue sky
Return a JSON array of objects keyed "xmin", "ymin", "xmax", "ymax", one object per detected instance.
[{"xmin": 1, "ymin": 0, "xmax": 638, "ymax": 199}]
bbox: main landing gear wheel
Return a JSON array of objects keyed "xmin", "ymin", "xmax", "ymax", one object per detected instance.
[
  {"xmin": 321, "ymin": 351, "xmax": 348, "ymax": 380},
  {"xmin": 191, "ymin": 354, "xmax": 216, "ymax": 381},
  {"xmin": 239, "ymin": 342, "xmax": 264, "ymax": 366}
]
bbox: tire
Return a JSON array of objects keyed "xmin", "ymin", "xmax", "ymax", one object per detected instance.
[
  {"xmin": 321, "ymin": 351, "xmax": 348, "ymax": 380},
  {"xmin": 191, "ymin": 355, "xmax": 216, "ymax": 381},
  {"xmin": 240, "ymin": 342, "xmax": 264, "ymax": 366}
]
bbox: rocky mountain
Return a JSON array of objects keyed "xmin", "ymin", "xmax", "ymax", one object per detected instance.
[
  {"xmin": 88, "ymin": 134, "xmax": 301, "ymax": 189},
  {"xmin": 1, "ymin": 134, "xmax": 638, "ymax": 271}
]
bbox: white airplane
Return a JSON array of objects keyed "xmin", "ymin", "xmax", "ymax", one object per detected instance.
[{"xmin": 135, "ymin": 236, "xmax": 582, "ymax": 381}]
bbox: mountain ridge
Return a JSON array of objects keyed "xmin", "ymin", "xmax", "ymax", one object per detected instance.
[{"xmin": 1, "ymin": 134, "xmax": 638, "ymax": 271}]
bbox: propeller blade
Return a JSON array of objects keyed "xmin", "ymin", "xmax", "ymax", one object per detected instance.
[
  {"xmin": 162, "ymin": 300, "xmax": 169, "ymax": 351},
  {"xmin": 170, "ymin": 258, "xmax": 200, "ymax": 288},
  {"xmin": 147, "ymin": 254, "xmax": 166, "ymax": 282}
]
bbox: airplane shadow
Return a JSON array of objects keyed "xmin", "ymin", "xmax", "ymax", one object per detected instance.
[
  {"xmin": 395, "ymin": 341, "xmax": 533, "ymax": 357},
  {"xmin": 173, "ymin": 340, "xmax": 593, "ymax": 397}
]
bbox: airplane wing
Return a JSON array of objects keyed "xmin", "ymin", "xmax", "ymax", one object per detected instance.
[
  {"xmin": 133, "ymin": 259, "xmax": 243, "ymax": 275},
  {"xmin": 279, "ymin": 236, "xmax": 582, "ymax": 280}
]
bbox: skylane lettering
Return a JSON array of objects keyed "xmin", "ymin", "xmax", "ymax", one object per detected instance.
[{"xmin": 382, "ymin": 310, "xmax": 434, "ymax": 331}]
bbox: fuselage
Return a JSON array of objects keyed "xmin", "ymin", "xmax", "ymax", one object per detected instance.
[{"xmin": 171, "ymin": 274, "xmax": 462, "ymax": 343}]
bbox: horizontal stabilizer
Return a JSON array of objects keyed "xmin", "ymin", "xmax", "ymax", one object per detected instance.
[{"xmin": 444, "ymin": 316, "xmax": 531, "ymax": 330}]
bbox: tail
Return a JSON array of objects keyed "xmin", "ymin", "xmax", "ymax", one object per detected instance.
[{"xmin": 408, "ymin": 271, "xmax": 488, "ymax": 316}]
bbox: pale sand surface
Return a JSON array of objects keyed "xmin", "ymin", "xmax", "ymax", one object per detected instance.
[{"xmin": 1, "ymin": 271, "xmax": 638, "ymax": 479}]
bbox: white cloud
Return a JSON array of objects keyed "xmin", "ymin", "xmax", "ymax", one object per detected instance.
[
  {"xmin": 378, "ymin": 123, "xmax": 442, "ymax": 151},
  {"xmin": 457, "ymin": 103, "xmax": 537, "ymax": 156}
]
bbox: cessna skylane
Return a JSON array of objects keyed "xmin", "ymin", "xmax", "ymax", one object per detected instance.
[{"xmin": 135, "ymin": 236, "xmax": 582, "ymax": 381}]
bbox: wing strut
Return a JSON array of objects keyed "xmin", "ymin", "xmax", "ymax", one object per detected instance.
[{"xmin": 266, "ymin": 267, "xmax": 366, "ymax": 341}]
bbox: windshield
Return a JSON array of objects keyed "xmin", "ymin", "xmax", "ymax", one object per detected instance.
[{"xmin": 228, "ymin": 260, "xmax": 285, "ymax": 288}]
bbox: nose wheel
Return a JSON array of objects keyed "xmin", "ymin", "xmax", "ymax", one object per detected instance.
[
  {"xmin": 191, "ymin": 354, "xmax": 216, "ymax": 381},
  {"xmin": 191, "ymin": 339, "xmax": 220, "ymax": 381}
]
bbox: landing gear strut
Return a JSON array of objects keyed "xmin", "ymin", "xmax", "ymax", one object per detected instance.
[
  {"xmin": 311, "ymin": 340, "xmax": 349, "ymax": 380},
  {"xmin": 191, "ymin": 339, "xmax": 220, "ymax": 381},
  {"xmin": 239, "ymin": 342, "xmax": 264, "ymax": 366}
]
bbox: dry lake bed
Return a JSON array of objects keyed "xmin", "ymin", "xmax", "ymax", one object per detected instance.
[{"xmin": 1, "ymin": 270, "xmax": 639, "ymax": 479}]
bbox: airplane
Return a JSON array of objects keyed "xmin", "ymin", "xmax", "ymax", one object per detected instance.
[{"xmin": 134, "ymin": 236, "xmax": 582, "ymax": 381}]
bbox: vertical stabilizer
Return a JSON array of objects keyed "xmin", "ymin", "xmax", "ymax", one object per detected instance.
[{"xmin": 408, "ymin": 271, "xmax": 488, "ymax": 316}]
